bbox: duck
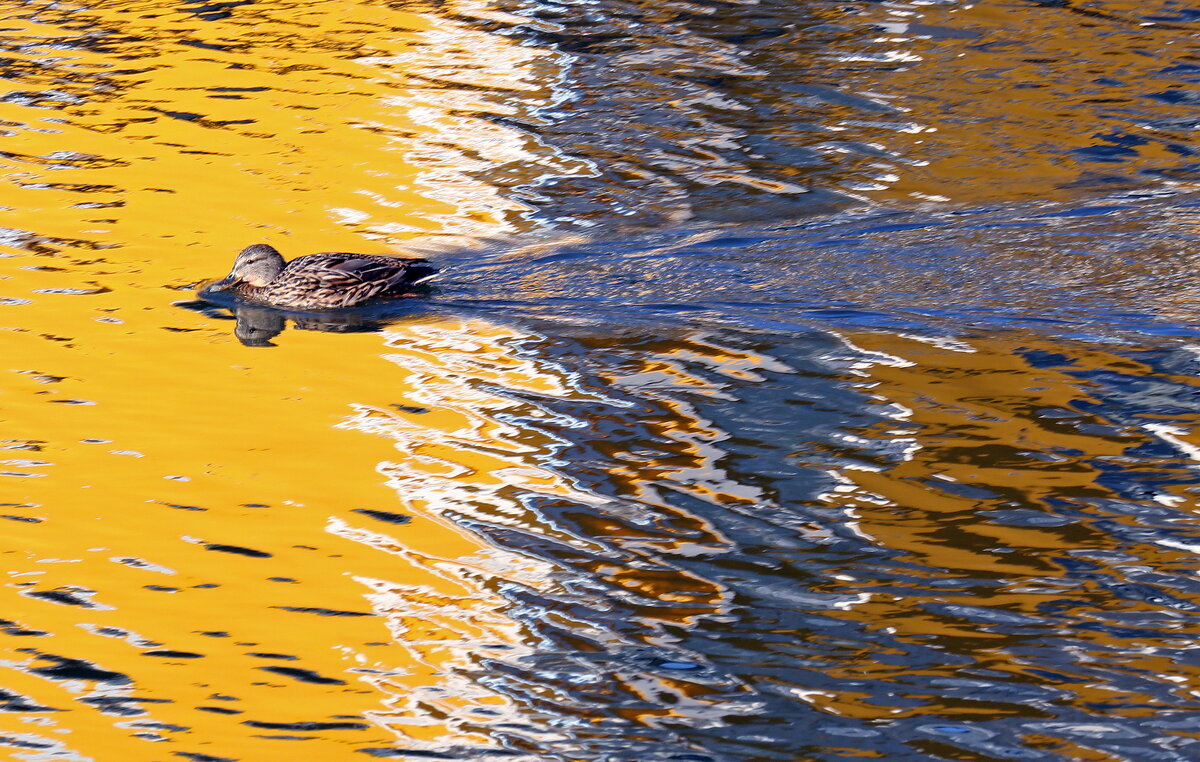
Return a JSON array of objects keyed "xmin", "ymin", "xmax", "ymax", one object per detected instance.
[{"xmin": 205, "ymin": 243, "xmax": 437, "ymax": 310}]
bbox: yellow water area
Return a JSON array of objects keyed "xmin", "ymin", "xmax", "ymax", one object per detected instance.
[{"xmin": 0, "ymin": 0, "xmax": 589, "ymax": 758}]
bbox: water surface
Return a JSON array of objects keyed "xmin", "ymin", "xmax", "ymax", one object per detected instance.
[{"xmin": 1, "ymin": 0, "xmax": 1199, "ymax": 760}]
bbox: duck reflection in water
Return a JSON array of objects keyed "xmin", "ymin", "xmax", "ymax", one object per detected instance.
[
  {"xmin": 240, "ymin": 304, "xmax": 421, "ymax": 346},
  {"xmin": 177, "ymin": 298, "xmax": 428, "ymax": 346},
  {"xmin": 233, "ymin": 305, "xmax": 286, "ymax": 346}
]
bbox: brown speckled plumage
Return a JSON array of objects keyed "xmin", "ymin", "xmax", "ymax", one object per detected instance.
[{"xmin": 206, "ymin": 244, "xmax": 437, "ymax": 310}]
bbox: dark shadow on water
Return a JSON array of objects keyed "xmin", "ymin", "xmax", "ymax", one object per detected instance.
[{"xmin": 176, "ymin": 292, "xmax": 438, "ymax": 346}]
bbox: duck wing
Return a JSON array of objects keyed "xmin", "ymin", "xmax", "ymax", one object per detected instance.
[{"xmin": 271, "ymin": 253, "xmax": 436, "ymax": 309}]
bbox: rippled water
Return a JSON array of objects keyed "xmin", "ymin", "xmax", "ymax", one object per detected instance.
[{"xmin": 2, "ymin": 0, "xmax": 1200, "ymax": 760}]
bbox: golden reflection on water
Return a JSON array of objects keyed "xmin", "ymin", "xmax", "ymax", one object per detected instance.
[
  {"xmin": 805, "ymin": 330, "xmax": 1200, "ymax": 740},
  {"xmin": 861, "ymin": 1, "xmax": 1199, "ymax": 203},
  {"xmin": 0, "ymin": 0, "xmax": 581, "ymax": 756},
  {"xmin": 0, "ymin": 0, "xmax": 567, "ymax": 262},
  {"xmin": 1, "ymin": 320, "xmax": 527, "ymax": 756}
]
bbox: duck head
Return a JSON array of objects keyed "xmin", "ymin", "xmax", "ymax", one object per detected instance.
[{"xmin": 209, "ymin": 244, "xmax": 286, "ymax": 291}]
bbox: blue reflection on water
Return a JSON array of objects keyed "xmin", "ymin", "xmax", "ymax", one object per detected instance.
[{"xmin": 325, "ymin": 190, "xmax": 1200, "ymax": 761}]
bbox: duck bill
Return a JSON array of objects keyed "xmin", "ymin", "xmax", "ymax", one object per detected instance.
[{"xmin": 208, "ymin": 274, "xmax": 240, "ymax": 292}]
